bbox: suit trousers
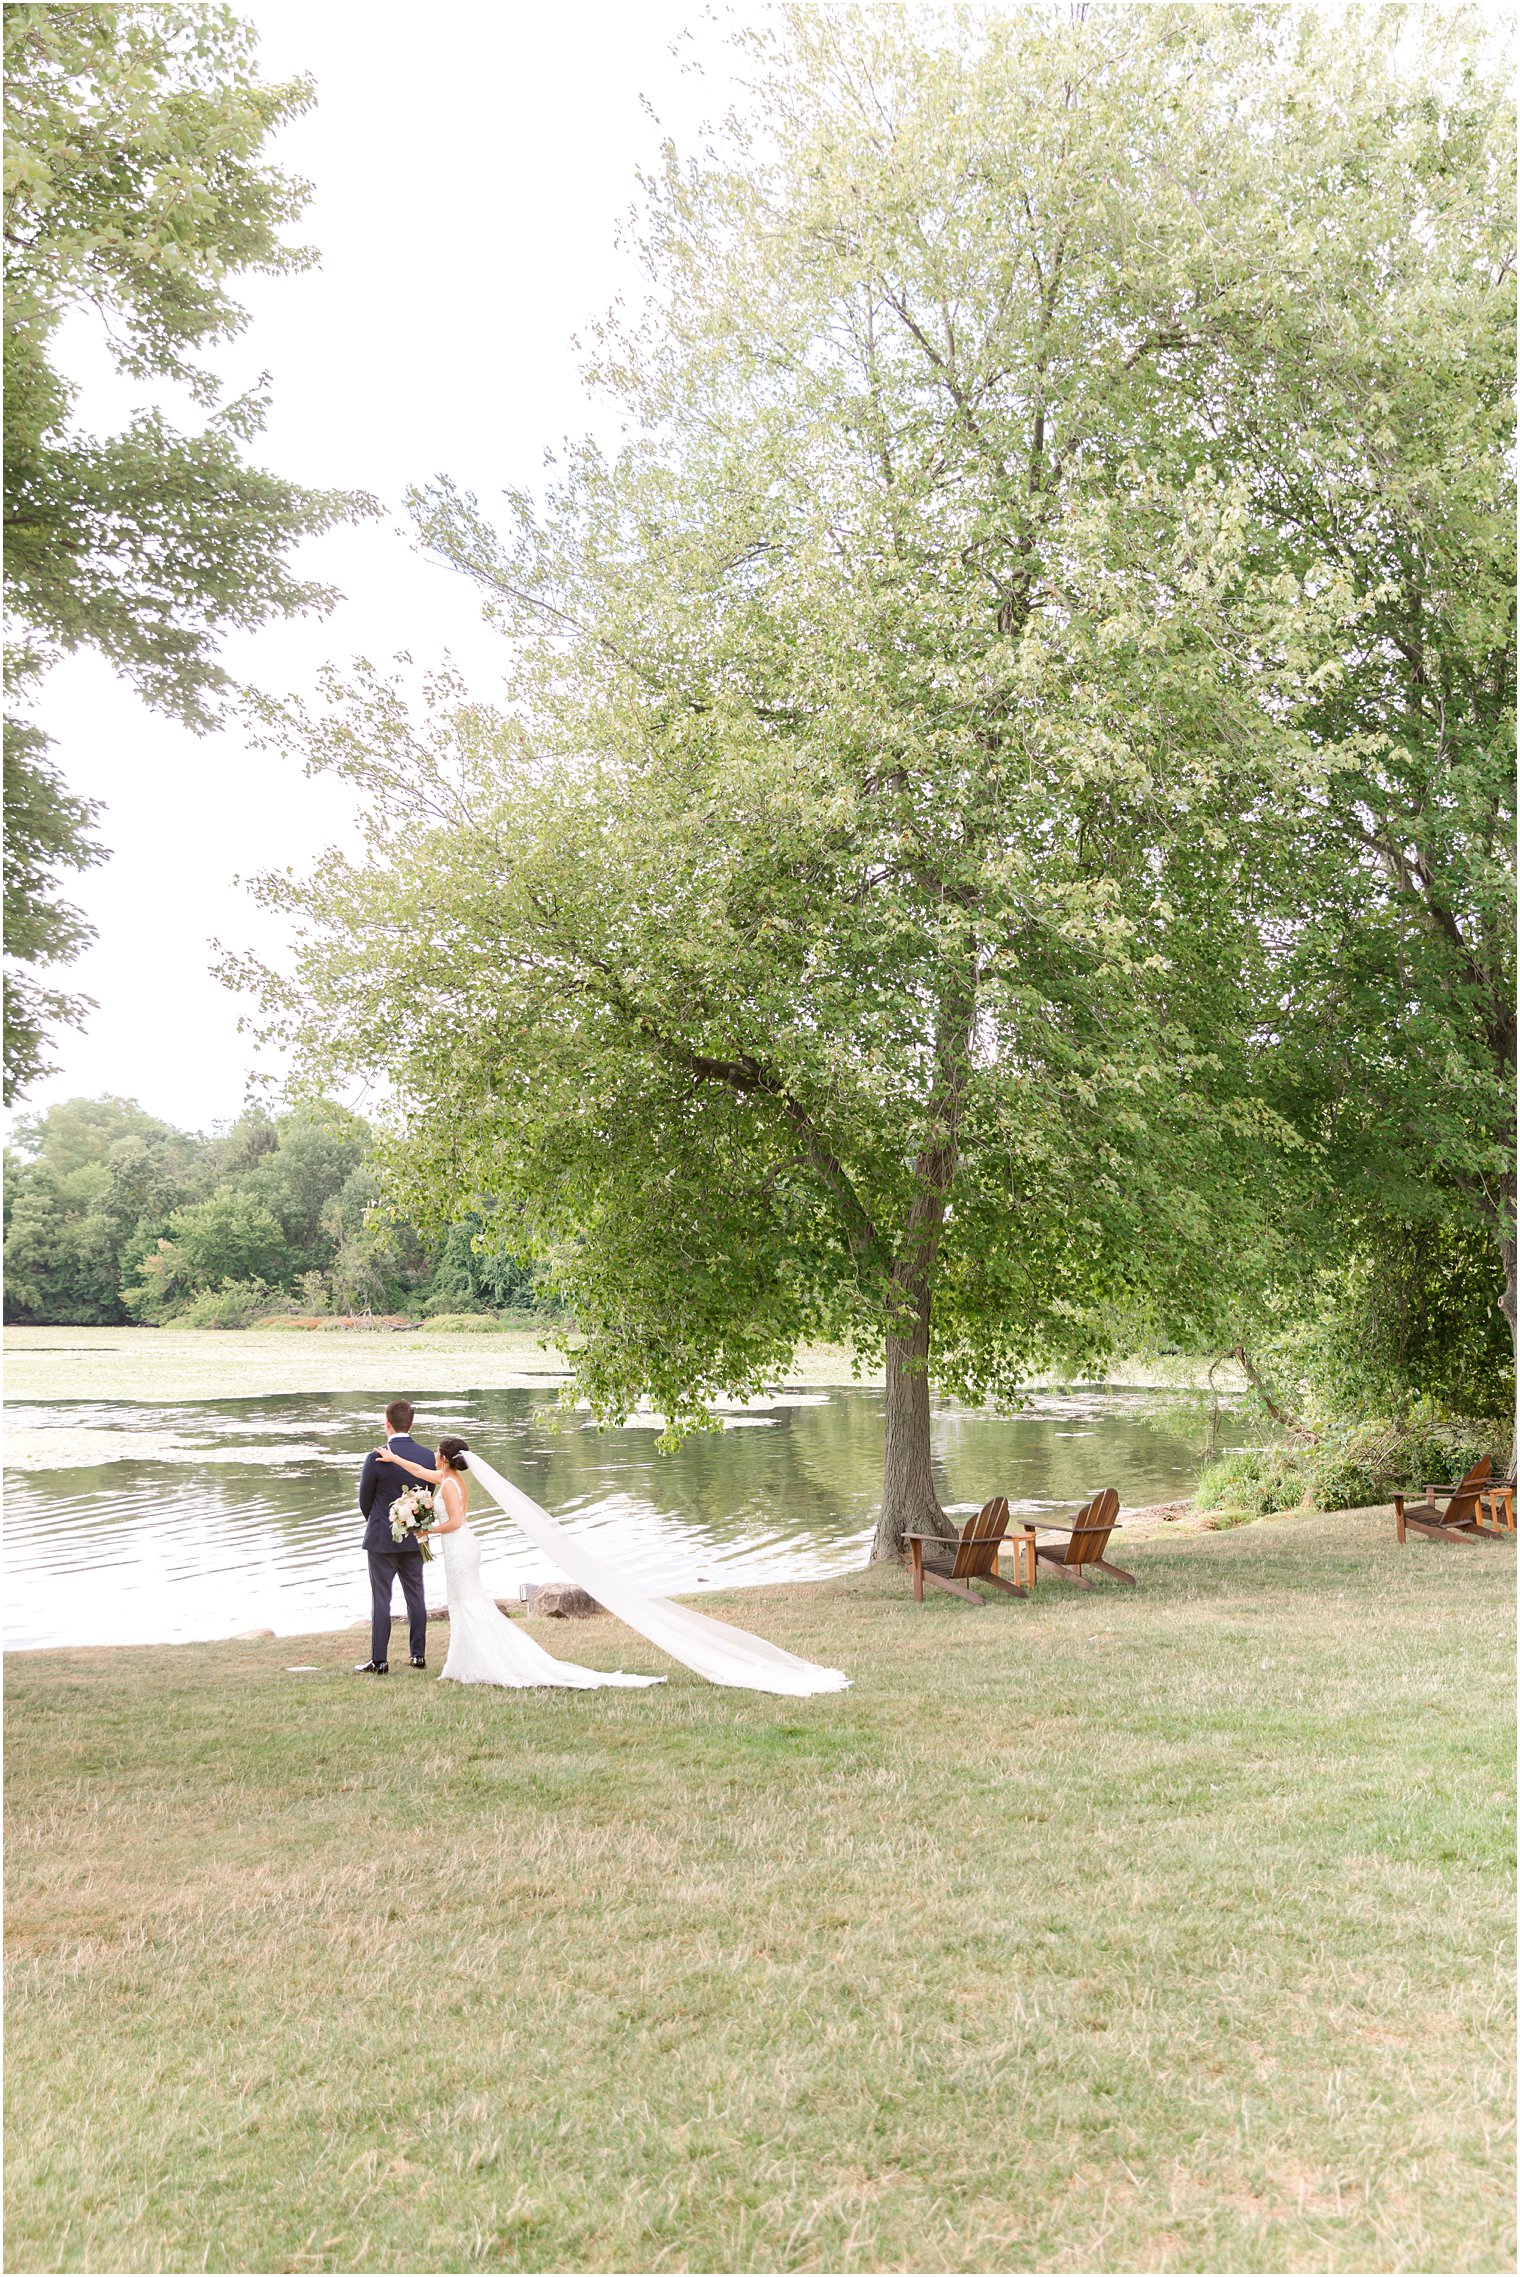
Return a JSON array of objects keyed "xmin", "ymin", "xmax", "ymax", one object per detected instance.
[{"xmin": 368, "ymin": 1548, "xmax": 428, "ymax": 1665}]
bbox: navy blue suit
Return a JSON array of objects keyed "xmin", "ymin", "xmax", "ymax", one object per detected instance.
[{"xmin": 359, "ymin": 1433, "xmax": 434, "ymax": 1665}]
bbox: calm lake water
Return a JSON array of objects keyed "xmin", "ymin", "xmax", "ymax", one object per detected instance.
[{"xmin": 3, "ymin": 1383, "xmax": 1247, "ymax": 1651}]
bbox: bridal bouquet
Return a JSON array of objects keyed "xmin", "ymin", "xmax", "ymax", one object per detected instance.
[{"xmin": 390, "ymin": 1484, "xmax": 436, "ymax": 1561}]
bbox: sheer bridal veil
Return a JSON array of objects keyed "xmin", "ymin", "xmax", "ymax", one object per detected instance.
[{"xmin": 467, "ymin": 1452, "xmax": 851, "ymax": 1697}]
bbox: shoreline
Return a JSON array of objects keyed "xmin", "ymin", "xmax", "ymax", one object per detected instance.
[
  {"xmin": 4, "ymin": 1329, "xmax": 1252, "ymax": 1657},
  {"xmin": 4, "ymin": 1499, "xmax": 1329, "ymax": 1660}
]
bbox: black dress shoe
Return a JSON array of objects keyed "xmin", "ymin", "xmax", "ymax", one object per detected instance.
[
  {"xmin": 409, "ymin": 1656, "xmax": 427, "ymax": 1669},
  {"xmin": 352, "ymin": 1659, "xmax": 388, "ymax": 1674}
]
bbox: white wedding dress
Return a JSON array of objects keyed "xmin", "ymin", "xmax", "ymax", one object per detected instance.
[{"xmin": 437, "ymin": 1487, "xmax": 663, "ymax": 1690}]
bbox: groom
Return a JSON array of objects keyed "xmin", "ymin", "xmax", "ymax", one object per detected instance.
[{"xmin": 354, "ymin": 1398, "xmax": 435, "ymax": 1673}]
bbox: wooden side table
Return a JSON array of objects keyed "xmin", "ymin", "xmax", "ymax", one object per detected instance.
[
  {"xmin": 1477, "ymin": 1485, "xmax": 1515, "ymax": 1535},
  {"xmin": 1001, "ymin": 1526, "xmax": 1037, "ymax": 1589}
]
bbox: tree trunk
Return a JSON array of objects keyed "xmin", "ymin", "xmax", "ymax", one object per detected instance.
[
  {"xmin": 1496, "ymin": 1208, "xmax": 1517, "ymax": 1361},
  {"xmin": 1464, "ymin": 1168, "xmax": 1517, "ymax": 1372},
  {"xmin": 872, "ymin": 1272, "xmax": 953, "ymax": 1561},
  {"xmin": 867, "ymin": 933, "xmax": 979, "ymax": 1563},
  {"xmin": 1494, "ymin": 1199, "xmax": 1517, "ymax": 1480}
]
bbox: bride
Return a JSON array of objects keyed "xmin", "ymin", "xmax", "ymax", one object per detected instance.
[{"xmin": 374, "ymin": 1436, "xmax": 662, "ymax": 1691}]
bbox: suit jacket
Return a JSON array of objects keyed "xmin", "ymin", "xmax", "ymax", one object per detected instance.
[{"xmin": 359, "ymin": 1434, "xmax": 436, "ymax": 1555}]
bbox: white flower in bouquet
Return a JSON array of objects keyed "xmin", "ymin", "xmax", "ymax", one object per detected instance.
[{"xmin": 390, "ymin": 1483, "xmax": 437, "ymax": 1560}]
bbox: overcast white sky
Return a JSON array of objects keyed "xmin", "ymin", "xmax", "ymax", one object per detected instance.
[{"xmin": 16, "ymin": 0, "xmax": 748, "ymax": 1135}]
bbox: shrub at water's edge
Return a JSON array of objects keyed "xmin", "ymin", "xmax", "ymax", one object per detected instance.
[
  {"xmin": 1194, "ymin": 1445, "xmax": 1309, "ymax": 1520},
  {"xmin": 177, "ymin": 1280, "xmax": 278, "ymax": 1330},
  {"xmin": 1197, "ymin": 1409, "xmax": 1511, "ymax": 1518}
]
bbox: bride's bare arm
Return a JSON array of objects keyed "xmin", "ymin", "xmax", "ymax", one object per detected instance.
[{"xmin": 374, "ymin": 1449, "xmax": 446, "ymax": 1483}]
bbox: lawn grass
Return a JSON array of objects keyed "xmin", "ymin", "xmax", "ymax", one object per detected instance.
[{"xmin": 5, "ymin": 1507, "xmax": 1513, "ymax": 2274}]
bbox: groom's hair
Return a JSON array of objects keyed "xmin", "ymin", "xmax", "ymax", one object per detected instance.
[{"xmin": 385, "ymin": 1400, "xmax": 415, "ymax": 1433}]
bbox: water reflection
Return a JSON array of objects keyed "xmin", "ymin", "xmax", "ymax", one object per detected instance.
[{"xmin": 3, "ymin": 1384, "xmax": 1243, "ymax": 1650}]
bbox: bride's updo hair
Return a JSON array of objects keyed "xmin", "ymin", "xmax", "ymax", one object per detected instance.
[{"xmin": 438, "ymin": 1435, "xmax": 470, "ymax": 1472}]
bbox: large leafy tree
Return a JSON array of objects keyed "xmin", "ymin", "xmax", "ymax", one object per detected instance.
[
  {"xmin": 240, "ymin": 7, "xmax": 1378, "ymax": 1557},
  {"xmin": 1025, "ymin": 6, "xmax": 1516, "ymax": 1405},
  {"xmin": 2, "ymin": 2, "xmax": 375, "ymax": 1100},
  {"xmin": 2, "ymin": 1092, "xmax": 198, "ymax": 1321},
  {"xmin": 120, "ymin": 1101, "xmax": 368, "ymax": 1316}
]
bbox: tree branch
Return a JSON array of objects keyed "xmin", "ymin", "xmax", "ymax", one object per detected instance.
[
  {"xmin": 1227, "ymin": 1343, "xmax": 1314, "ymax": 1439},
  {"xmin": 519, "ymin": 898, "xmax": 892, "ymax": 1280}
]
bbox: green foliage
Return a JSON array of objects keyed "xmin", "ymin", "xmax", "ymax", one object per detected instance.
[
  {"xmin": 1231, "ymin": 18, "xmax": 1518, "ymax": 1342},
  {"xmin": 1132, "ymin": 11, "xmax": 1516, "ymax": 1413},
  {"xmin": 317, "ymin": 1159, "xmax": 430, "ymax": 1316},
  {"xmin": 1307, "ymin": 1412, "xmax": 1512, "ymax": 1514},
  {"xmin": 129, "ymin": 1189, "xmax": 293, "ymax": 1319},
  {"xmin": 120, "ymin": 1118, "xmax": 401, "ymax": 1322},
  {"xmin": 1, "ymin": 0, "xmax": 367, "ymax": 714},
  {"xmin": 2, "ymin": 2, "xmax": 377, "ymax": 1101},
  {"xmin": 3, "ymin": 1159, "xmax": 120, "ymax": 1324},
  {"xmin": 2, "ymin": 1094, "xmax": 196, "ymax": 1322},
  {"xmin": 239, "ymin": 1107, "xmax": 369, "ymax": 1258},
  {"xmin": 1196, "ymin": 1409, "xmax": 1511, "ymax": 1517},
  {"xmin": 9, "ymin": 1091, "xmax": 181, "ymax": 1177},
  {"xmin": 1265, "ymin": 1218, "xmax": 1514, "ymax": 1427},
  {"xmin": 175, "ymin": 1277, "xmax": 275, "ymax": 1330},
  {"xmin": 1193, "ymin": 1447, "xmax": 1309, "ymax": 1520},
  {"xmin": 424, "ymin": 1214, "xmax": 544, "ymax": 1316},
  {"xmin": 1, "ymin": 1091, "xmax": 556, "ymax": 1326},
  {"xmin": 2, "ymin": 715, "xmax": 104, "ymax": 1094}
]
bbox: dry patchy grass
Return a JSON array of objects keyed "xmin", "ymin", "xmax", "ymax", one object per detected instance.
[{"xmin": 4, "ymin": 1507, "xmax": 1514, "ymax": 2273}]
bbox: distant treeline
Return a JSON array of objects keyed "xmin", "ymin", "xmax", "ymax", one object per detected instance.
[{"xmin": 3, "ymin": 1096, "xmax": 545, "ymax": 1327}]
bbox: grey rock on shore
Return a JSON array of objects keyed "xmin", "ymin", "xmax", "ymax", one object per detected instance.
[
  {"xmin": 521, "ymin": 1581, "xmax": 604, "ymax": 1619},
  {"xmin": 423, "ymin": 1585, "xmax": 604, "ymax": 1622}
]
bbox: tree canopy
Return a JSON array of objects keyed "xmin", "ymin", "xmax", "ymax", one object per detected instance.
[
  {"xmin": 2, "ymin": 1092, "xmax": 546, "ymax": 1326},
  {"xmin": 2, "ymin": 2, "xmax": 376, "ymax": 1100},
  {"xmin": 1046, "ymin": 0, "xmax": 1518, "ymax": 1420},
  {"xmin": 237, "ymin": 5, "xmax": 1514, "ymax": 1553}
]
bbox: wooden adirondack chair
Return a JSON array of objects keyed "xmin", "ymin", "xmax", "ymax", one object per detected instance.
[
  {"xmin": 1033, "ymin": 1487, "xmax": 1135, "ymax": 1586},
  {"xmin": 1394, "ymin": 1458, "xmax": 1492, "ymax": 1543},
  {"xmin": 904, "ymin": 1497, "xmax": 1034, "ymax": 1605}
]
